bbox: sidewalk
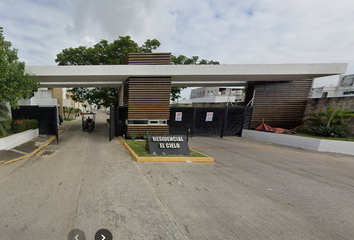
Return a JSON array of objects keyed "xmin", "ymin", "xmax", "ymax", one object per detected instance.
[{"xmin": 0, "ymin": 121, "xmax": 71, "ymax": 164}]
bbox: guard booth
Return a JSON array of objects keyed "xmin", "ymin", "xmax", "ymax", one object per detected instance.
[
  {"xmin": 109, "ymin": 105, "xmax": 253, "ymax": 139},
  {"xmin": 24, "ymin": 53, "xmax": 348, "ymax": 141}
]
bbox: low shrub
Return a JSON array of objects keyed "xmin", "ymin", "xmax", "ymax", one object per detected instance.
[
  {"xmin": 129, "ymin": 132, "xmax": 137, "ymax": 141},
  {"xmin": 303, "ymin": 105, "xmax": 354, "ymax": 138},
  {"xmin": 312, "ymin": 125, "xmax": 351, "ymax": 138},
  {"xmin": 142, "ymin": 131, "xmax": 152, "ymax": 139},
  {"xmin": 12, "ymin": 119, "xmax": 38, "ymax": 133}
]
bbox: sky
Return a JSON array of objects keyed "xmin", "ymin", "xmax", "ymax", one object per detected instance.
[{"xmin": 1, "ymin": 0, "xmax": 354, "ymax": 99}]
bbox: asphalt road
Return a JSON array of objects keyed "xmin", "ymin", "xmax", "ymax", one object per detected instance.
[{"xmin": 0, "ymin": 111, "xmax": 354, "ymax": 239}]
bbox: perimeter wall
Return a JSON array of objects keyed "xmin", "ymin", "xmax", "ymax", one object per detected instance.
[{"xmin": 305, "ymin": 97, "xmax": 354, "ymax": 133}]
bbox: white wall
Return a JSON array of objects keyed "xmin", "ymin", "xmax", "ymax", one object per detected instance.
[
  {"xmin": 63, "ymin": 99, "xmax": 72, "ymax": 107},
  {"xmin": 242, "ymin": 130, "xmax": 354, "ymax": 156},
  {"xmin": 0, "ymin": 129, "xmax": 39, "ymax": 150},
  {"xmin": 34, "ymin": 90, "xmax": 52, "ymax": 99},
  {"xmin": 18, "ymin": 90, "xmax": 57, "ymax": 106},
  {"xmin": 313, "ymin": 75, "xmax": 340, "ymax": 88}
]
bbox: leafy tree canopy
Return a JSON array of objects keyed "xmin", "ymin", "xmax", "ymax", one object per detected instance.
[
  {"xmin": 56, "ymin": 36, "xmax": 220, "ymax": 106},
  {"xmin": 0, "ymin": 26, "xmax": 39, "ymax": 108},
  {"xmin": 55, "ymin": 36, "xmax": 160, "ymax": 66},
  {"xmin": 69, "ymin": 87, "xmax": 119, "ymax": 109},
  {"xmin": 170, "ymin": 55, "xmax": 220, "ymax": 101},
  {"xmin": 56, "ymin": 36, "xmax": 160, "ymax": 108}
]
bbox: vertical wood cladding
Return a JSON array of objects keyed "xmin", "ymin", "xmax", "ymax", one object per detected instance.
[
  {"xmin": 123, "ymin": 53, "xmax": 171, "ymax": 65},
  {"xmin": 248, "ymin": 80, "xmax": 313, "ymax": 129},
  {"xmin": 123, "ymin": 77, "xmax": 171, "ymax": 136}
]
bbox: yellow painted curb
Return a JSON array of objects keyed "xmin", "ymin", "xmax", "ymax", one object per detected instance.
[
  {"xmin": 118, "ymin": 136, "xmax": 214, "ymax": 163},
  {"xmin": 3, "ymin": 130, "xmax": 65, "ymax": 165}
]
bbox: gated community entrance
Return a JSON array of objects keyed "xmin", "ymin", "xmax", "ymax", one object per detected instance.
[{"xmin": 25, "ymin": 53, "xmax": 347, "ymax": 140}]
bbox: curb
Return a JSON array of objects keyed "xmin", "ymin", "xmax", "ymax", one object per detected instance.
[
  {"xmin": 2, "ymin": 130, "xmax": 66, "ymax": 165},
  {"xmin": 118, "ymin": 136, "xmax": 214, "ymax": 163}
]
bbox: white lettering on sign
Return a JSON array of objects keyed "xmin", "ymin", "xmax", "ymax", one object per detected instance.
[
  {"xmin": 158, "ymin": 143, "xmax": 180, "ymax": 149},
  {"xmin": 165, "ymin": 143, "xmax": 180, "ymax": 149},
  {"xmin": 152, "ymin": 136, "xmax": 184, "ymax": 142}
]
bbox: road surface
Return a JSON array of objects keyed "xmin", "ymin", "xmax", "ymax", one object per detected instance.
[{"xmin": 0, "ymin": 110, "xmax": 354, "ymax": 239}]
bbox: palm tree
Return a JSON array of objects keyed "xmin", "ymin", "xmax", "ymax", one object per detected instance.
[
  {"xmin": 63, "ymin": 106, "xmax": 69, "ymax": 119},
  {"xmin": 304, "ymin": 105, "xmax": 354, "ymax": 127},
  {"xmin": 0, "ymin": 101, "xmax": 12, "ymax": 137},
  {"xmin": 67, "ymin": 107, "xmax": 74, "ymax": 118},
  {"xmin": 304, "ymin": 105, "xmax": 354, "ymax": 137},
  {"xmin": 74, "ymin": 108, "xmax": 81, "ymax": 117}
]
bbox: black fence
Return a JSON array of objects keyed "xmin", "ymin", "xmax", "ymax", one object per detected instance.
[
  {"xmin": 169, "ymin": 107, "xmax": 252, "ymax": 137},
  {"xmin": 11, "ymin": 106, "xmax": 59, "ymax": 142},
  {"xmin": 109, "ymin": 106, "xmax": 124, "ymax": 140},
  {"xmin": 110, "ymin": 106, "xmax": 252, "ymax": 138}
]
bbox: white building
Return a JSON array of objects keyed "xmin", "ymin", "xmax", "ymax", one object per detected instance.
[
  {"xmin": 178, "ymin": 87, "xmax": 244, "ymax": 105},
  {"xmin": 311, "ymin": 75, "xmax": 354, "ymax": 98},
  {"xmin": 17, "ymin": 88, "xmax": 58, "ymax": 106}
]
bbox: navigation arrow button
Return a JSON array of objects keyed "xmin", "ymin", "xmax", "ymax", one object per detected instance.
[
  {"xmin": 68, "ymin": 229, "xmax": 86, "ymax": 240},
  {"xmin": 95, "ymin": 229, "xmax": 112, "ymax": 240}
]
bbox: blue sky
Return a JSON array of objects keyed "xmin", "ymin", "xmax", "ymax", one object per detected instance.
[{"xmin": 1, "ymin": 0, "xmax": 354, "ymax": 98}]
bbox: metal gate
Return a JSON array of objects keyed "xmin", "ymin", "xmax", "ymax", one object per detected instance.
[
  {"xmin": 38, "ymin": 106, "xmax": 58, "ymax": 143},
  {"xmin": 109, "ymin": 106, "xmax": 117, "ymax": 141},
  {"xmin": 109, "ymin": 106, "xmax": 124, "ymax": 141},
  {"xmin": 11, "ymin": 105, "xmax": 59, "ymax": 143},
  {"xmin": 169, "ymin": 107, "xmax": 252, "ymax": 137}
]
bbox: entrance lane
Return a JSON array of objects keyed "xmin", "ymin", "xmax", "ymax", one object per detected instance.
[
  {"xmin": 2, "ymin": 114, "xmax": 354, "ymax": 239},
  {"xmin": 0, "ymin": 111, "xmax": 184, "ymax": 240},
  {"xmin": 136, "ymin": 136, "xmax": 354, "ymax": 239}
]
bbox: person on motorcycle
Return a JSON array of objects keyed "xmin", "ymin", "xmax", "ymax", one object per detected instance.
[{"xmin": 86, "ymin": 116, "xmax": 92, "ymax": 128}]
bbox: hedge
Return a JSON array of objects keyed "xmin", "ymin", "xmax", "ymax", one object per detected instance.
[{"xmin": 12, "ymin": 119, "xmax": 38, "ymax": 133}]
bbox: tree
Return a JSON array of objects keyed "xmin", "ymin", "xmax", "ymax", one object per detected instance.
[
  {"xmin": 74, "ymin": 108, "xmax": 81, "ymax": 117},
  {"xmin": 0, "ymin": 102, "xmax": 11, "ymax": 137},
  {"xmin": 56, "ymin": 37, "xmax": 220, "ymax": 104},
  {"xmin": 170, "ymin": 55, "xmax": 220, "ymax": 101},
  {"xmin": 0, "ymin": 26, "xmax": 39, "ymax": 108},
  {"xmin": 0, "ymin": 26, "xmax": 39, "ymax": 136},
  {"xmin": 303, "ymin": 105, "xmax": 354, "ymax": 138},
  {"xmin": 55, "ymin": 36, "xmax": 160, "ymax": 108},
  {"xmin": 63, "ymin": 106, "xmax": 76, "ymax": 119},
  {"xmin": 69, "ymin": 87, "xmax": 118, "ymax": 109}
]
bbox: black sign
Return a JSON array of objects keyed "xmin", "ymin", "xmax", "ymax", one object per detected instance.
[{"xmin": 146, "ymin": 135, "xmax": 190, "ymax": 156}]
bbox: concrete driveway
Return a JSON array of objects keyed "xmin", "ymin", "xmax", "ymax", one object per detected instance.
[{"xmin": 0, "ymin": 111, "xmax": 354, "ymax": 239}]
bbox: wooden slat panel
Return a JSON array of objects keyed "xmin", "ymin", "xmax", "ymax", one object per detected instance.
[
  {"xmin": 248, "ymin": 80, "xmax": 313, "ymax": 129},
  {"xmin": 125, "ymin": 125, "xmax": 169, "ymax": 137},
  {"xmin": 123, "ymin": 77, "xmax": 172, "ymax": 136},
  {"xmin": 123, "ymin": 53, "xmax": 171, "ymax": 65}
]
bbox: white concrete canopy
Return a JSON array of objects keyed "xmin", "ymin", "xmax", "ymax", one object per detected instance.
[{"xmin": 25, "ymin": 63, "xmax": 348, "ymax": 88}]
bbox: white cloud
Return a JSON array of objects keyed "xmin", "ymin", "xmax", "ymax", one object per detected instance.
[{"xmin": 1, "ymin": 0, "xmax": 354, "ymax": 76}]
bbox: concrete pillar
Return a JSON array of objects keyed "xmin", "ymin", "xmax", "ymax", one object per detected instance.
[
  {"xmin": 118, "ymin": 85, "xmax": 123, "ymax": 107},
  {"xmin": 49, "ymin": 88, "xmax": 63, "ymax": 116}
]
